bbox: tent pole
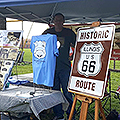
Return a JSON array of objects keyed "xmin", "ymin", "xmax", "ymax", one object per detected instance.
[
  {"xmin": 17, "ymin": 22, "xmax": 34, "ymax": 62},
  {"xmin": 5, "ymin": 7, "xmax": 29, "ymax": 21},
  {"xmin": 50, "ymin": 3, "xmax": 58, "ymax": 23},
  {"xmin": 23, "ymin": 22, "xmax": 34, "ymax": 49}
]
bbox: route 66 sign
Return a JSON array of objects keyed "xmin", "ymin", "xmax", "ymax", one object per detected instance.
[
  {"xmin": 68, "ymin": 24, "xmax": 115, "ymax": 98},
  {"xmin": 78, "ymin": 42, "xmax": 104, "ymax": 77}
]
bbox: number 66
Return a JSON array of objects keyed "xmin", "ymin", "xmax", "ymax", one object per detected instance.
[{"xmin": 82, "ymin": 60, "xmax": 96, "ymax": 73}]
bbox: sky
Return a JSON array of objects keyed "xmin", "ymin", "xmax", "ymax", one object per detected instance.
[{"xmin": 6, "ymin": 18, "xmax": 49, "ymax": 39}]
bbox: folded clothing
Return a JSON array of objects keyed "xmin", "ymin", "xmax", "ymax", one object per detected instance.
[{"xmin": 8, "ymin": 77, "xmax": 30, "ymax": 85}]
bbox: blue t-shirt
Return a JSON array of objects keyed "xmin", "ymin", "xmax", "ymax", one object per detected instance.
[{"xmin": 30, "ymin": 34, "xmax": 59, "ymax": 87}]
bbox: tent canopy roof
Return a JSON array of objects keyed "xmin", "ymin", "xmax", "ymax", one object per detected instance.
[{"xmin": 0, "ymin": 0, "xmax": 120, "ymax": 24}]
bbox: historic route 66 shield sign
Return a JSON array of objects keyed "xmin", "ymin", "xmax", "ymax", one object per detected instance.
[
  {"xmin": 68, "ymin": 24, "xmax": 115, "ymax": 98},
  {"xmin": 78, "ymin": 42, "xmax": 104, "ymax": 77}
]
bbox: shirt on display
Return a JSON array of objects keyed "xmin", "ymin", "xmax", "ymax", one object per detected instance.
[{"xmin": 30, "ymin": 34, "xmax": 59, "ymax": 87}]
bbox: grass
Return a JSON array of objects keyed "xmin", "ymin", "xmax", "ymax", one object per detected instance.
[
  {"xmin": 11, "ymin": 49, "xmax": 120, "ymax": 119},
  {"xmin": 11, "ymin": 49, "xmax": 33, "ymax": 75}
]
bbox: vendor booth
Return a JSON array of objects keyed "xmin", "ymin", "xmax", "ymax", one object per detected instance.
[{"xmin": 0, "ymin": 0, "xmax": 120, "ymax": 120}]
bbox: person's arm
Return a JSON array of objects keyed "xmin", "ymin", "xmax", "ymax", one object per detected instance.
[
  {"xmin": 69, "ymin": 30, "xmax": 76, "ymax": 61},
  {"xmin": 42, "ymin": 29, "xmax": 48, "ymax": 35}
]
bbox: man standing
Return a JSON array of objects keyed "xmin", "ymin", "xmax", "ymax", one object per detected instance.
[{"xmin": 43, "ymin": 13, "xmax": 76, "ymax": 120}]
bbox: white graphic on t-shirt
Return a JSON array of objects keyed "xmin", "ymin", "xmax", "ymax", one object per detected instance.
[{"xmin": 34, "ymin": 41, "xmax": 46, "ymax": 59}]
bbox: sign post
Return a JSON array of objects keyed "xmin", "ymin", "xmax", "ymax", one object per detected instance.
[{"xmin": 68, "ymin": 23, "xmax": 115, "ymax": 120}]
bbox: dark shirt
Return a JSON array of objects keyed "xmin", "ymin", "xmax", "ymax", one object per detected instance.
[{"xmin": 43, "ymin": 27, "xmax": 76, "ymax": 70}]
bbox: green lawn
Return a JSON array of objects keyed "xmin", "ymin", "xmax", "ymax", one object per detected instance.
[
  {"xmin": 11, "ymin": 49, "xmax": 120, "ymax": 119},
  {"xmin": 11, "ymin": 49, "xmax": 33, "ymax": 75}
]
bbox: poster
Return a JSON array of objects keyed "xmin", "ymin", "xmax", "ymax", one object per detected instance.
[
  {"xmin": 0, "ymin": 30, "xmax": 23, "ymax": 47},
  {"xmin": 0, "ymin": 30, "xmax": 23, "ymax": 90}
]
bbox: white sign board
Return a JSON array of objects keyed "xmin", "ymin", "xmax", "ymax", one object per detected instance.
[{"xmin": 68, "ymin": 24, "xmax": 115, "ymax": 98}]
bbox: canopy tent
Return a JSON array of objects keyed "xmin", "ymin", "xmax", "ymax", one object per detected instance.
[{"xmin": 0, "ymin": 0, "xmax": 120, "ymax": 24}]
